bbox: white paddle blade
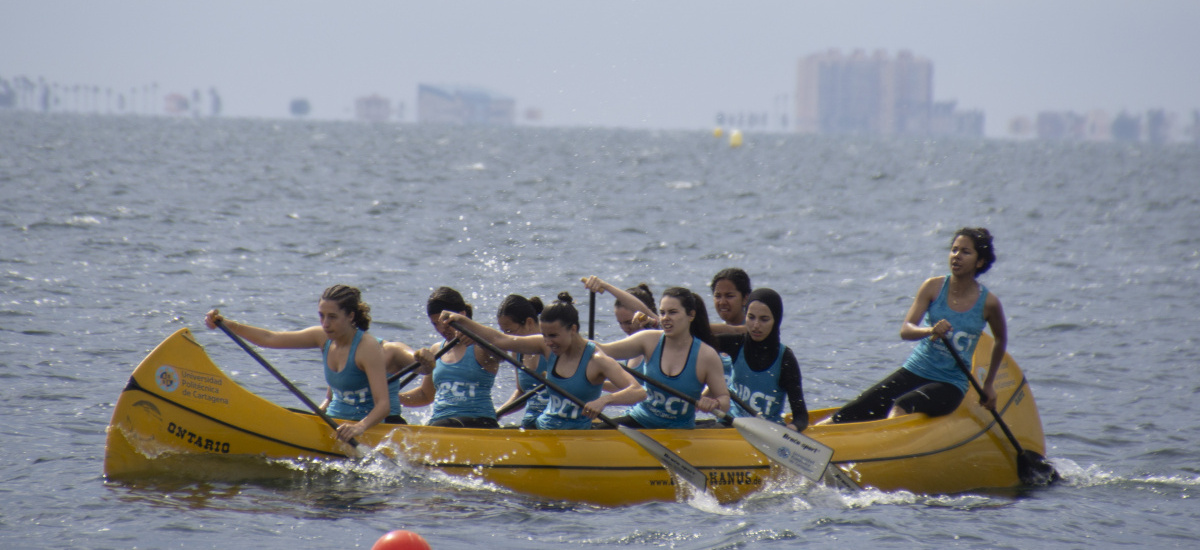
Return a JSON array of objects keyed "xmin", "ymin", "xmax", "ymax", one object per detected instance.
[
  {"xmin": 617, "ymin": 425, "xmax": 708, "ymax": 492},
  {"xmin": 732, "ymin": 417, "xmax": 833, "ymax": 483}
]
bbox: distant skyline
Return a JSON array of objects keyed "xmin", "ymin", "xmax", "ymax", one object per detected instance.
[{"xmin": 2, "ymin": 1, "xmax": 1197, "ymax": 137}]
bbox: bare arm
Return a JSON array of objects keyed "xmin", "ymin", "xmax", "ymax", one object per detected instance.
[
  {"xmin": 334, "ymin": 335, "xmax": 390, "ymax": 442},
  {"xmin": 204, "ymin": 309, "xmax": 326, "ymax": 349},
  {"xmin": 581, "ymin": 354, "xmax": 647, "ymax": 418},
  {"xmin": 399, "ymin": 372, "xmax": 436, "ymax": 407},
  {"xmin": 899, "ymin": 277, "xmax": 949, "ymax": 341},
  {"xmin": 695, "ymin": 345, "xmax": 730, "ymax": 413},
  {"xmin": 979, "ymin": 294, "xmax": 1008, "ymax": 411},
  {"xmin": 440, "ymin": 312, "xmax": 546, "ymax": 356},
  {"xmin": 594, "ymin": 330, "xmax": 659, "ymax": 362},
  {"xmin": 582, "ymin": 276, "xmax": 658, "ymax": 323}
]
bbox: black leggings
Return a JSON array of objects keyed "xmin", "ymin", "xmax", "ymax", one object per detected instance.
[
  {"xmin": 830, "ymin": 368, "xmax": 964, "ymax": 424},
  {"xmin": 427, "ymin": 416, "xmax": 500, "ymax": 429}
]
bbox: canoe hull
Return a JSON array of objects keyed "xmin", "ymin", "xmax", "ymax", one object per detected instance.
[{"xmin": 104, "ymin": 329, "xmax": 1047, "ymax": 505}]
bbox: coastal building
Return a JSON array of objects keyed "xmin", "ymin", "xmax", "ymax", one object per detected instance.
[
  {"xmin": 795, "ymin": 49, "xmax": 982, "ymax": 138},
  {"xmin": 417, "ymin": 84, "xmax": 515, "ymax": 125},
  {"xmin": 355, "ymin": 94, "xmax": 392, "ymax": 122}
]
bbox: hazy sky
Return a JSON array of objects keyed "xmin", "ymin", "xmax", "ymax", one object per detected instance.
[{"xmin": 3, "ymin": 1, "xmax": 1197, "ymax": 136}]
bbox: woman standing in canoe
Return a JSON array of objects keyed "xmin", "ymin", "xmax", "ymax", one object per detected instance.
[
  {"xmin": 583, "ymin": 278, "xmax": 731, "ymax": 429},
  {"xmin": 203, "ymin": 284, "xmax": 399, "ymax": 442},
  {"xmin": 493, "ymin": 293, "xmax": 549, "ymax": 429},
  {"xmin": 442, "ymin": 292, "xmax": 647, "ymax": 429},
  {"xmin": 400, "ymin": 286, "xmax": 501, "ymax": 428},
  {"xmin": 829, "ymin": 227, "xmax": 1007, "ymax": 423},
  {"xmin": 715, "ymin": 287, "xmax": 809, "ymax": 431}
]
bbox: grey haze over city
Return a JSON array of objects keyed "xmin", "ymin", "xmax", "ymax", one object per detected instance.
[{"xmin": 3, "ymin": 0, "xmax": 1197, "ymax": 137}]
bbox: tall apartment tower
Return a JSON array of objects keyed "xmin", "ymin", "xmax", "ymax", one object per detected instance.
[{"xmin": 795, "ymin": 49, "xmax": 934, "ymax": 136}]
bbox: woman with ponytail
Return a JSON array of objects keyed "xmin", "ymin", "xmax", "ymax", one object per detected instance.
[
  {"xmin": 400, "ymin": 286, "xmax": 502, "ymax": 428},
  {"xmin": 203, "ymin": 284, "xmax": 401, "ymax": 442}
]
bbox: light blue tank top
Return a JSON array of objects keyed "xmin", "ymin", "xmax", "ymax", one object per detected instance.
[
  {"xmin": 902, "ymin": 276, "xmax": 989, "ymax": 394},
  {"xmin": 729, "ymin": 345, "xmax": 786, "ymax": 423},
  {"xmin": 429, "ymin": 344, "xmax": 497, "ymax": 423},
  {"xmin": 536, "ymin": 341, "xmax": 602, "ymax": 430},
  {"xmin": 516, "ymin": 352, "xmax": 549, "ymax": 429},
  {"xmin": 323, "ymin": 330, "xmax": 401, "ymax": 420},
  {"xmin": 720, "ymin": 353, "xmax": 734, "ymax": 385},
  {"xmin": 628, "ymin": 335, "xmax": 704, "ymax": 429}
]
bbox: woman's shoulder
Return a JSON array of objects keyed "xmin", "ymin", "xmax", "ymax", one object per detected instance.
[{"xmin": 917, "ymin": 275, "xmax": 948, "ymax": 297}]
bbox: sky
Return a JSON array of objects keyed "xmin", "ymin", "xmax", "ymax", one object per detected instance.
[{"xmin": 2, "ymin": 0, "xmax": 1198, "ymax": 137}]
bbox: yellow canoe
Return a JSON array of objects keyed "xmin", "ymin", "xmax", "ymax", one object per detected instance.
[{"xmin": 104, "ymin": 328, "xmax": 1048, "ymax": 506}]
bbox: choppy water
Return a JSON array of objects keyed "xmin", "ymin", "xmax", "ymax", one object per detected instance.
[{"xmin": 2, "ymin": 111, "xmax": 1198, "ymax": 548}]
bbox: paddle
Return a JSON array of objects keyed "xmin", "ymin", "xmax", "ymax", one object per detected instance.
[
  {"xmin": 215, "ymin": 319, "xmax": 368, "ymax": 455},
  {"xmin": 940, "ymin": 335, "xmax": 1058, "ymax": 486},
  {"xmin": 495, "ymin": 383, "xmax": 544, "ymax": 418},
  {"xmin": 449, "ymin": 320, "xmax": 710, "ymax": 494},
  {"xmin": 588, "ymin": 290, "xmax": 596, "ymax": 340},
  {"xmin": 386, "ymin": 336, "xmax": 461, "ymax": 386},
  {"xmin": 617, "ymin": 363, "xmax": 857, "ymax": 490}
]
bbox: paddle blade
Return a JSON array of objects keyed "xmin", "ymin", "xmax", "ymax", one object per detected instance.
[
  {"xmin": 616, "ymin": 425, "xmax": 708, "ymax": 493},
  {"xmin": 1018, "ymin": 451, "xmax": 1059, "ymax": 486},
  {"xmin": 732, "ymin": 417, "xmax": 833, "ymax": 483}
]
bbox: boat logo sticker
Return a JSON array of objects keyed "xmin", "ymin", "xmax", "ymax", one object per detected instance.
[
  {"xmin": 777, "ymin": 446, "xmax": 791, "ymax": 459},
  {"xmin": 156, "ymin": 365, "xmax": 180, "ymax": 393}
]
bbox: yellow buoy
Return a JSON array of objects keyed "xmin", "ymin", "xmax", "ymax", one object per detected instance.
[
  {"xmin": 712, "ymin": 127, "xmax": 724, "ymax": 138},
  {"xmin": 729, "ymin": 129, "xmax": 743, "ymax": 148}
]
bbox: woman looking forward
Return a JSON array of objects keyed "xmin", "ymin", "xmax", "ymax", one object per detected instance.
[
  {"xmin": 829, "ymin": 228, "xmax": 1007, "ymax": 423},
  {"xmin": 715, "ymin": 288, "xmax": 808, "ymax": 431}
]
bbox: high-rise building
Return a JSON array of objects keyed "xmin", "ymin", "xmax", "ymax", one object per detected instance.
[{"xmin": 795, "ymin": 49, "xmax": 981, "ymax": 137}]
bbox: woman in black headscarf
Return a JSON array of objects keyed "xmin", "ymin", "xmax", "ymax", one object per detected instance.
[{"xmin": 712, "ymin": 288, "xmax": 808, "ymax": 431}]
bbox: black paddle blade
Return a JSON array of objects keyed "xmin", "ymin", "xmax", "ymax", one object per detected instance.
[{"xmin": 1017, "ymin": 451, "xmax": 1059, "ymax": 486}]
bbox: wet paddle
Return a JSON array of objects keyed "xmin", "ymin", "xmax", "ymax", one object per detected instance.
[
  {"xmin": 941, "ymin": 336, "xmax": 1058, "ymax": 486},
  {"xmin": 215, "ymin": 320, "xmax": 368, "ymax": 455},
  {"xmin": 450, "ymin": 320, "xmax": 710, "ymax": 494},
  {"xmin": 618, "ymin": 363, "xmax": 857, "ymax": 490}
]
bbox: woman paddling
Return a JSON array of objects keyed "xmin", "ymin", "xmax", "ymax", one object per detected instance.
[
  {"xmin": 442, "ymin": 292, "xmax": 647, "ymax": 429},
  {"xmin": 715, "ymin": 288, "xmax": 809, "ymax": 431},
  {"xmin": 583, "ymin": 279, "xmax": 731, "ymax": 429},
  {"xmin": 493, "ymin": 294, "xmax": 549, "ymax": 429},
  {"xmin": 203, "ymin": 284, "xmax": 401, "ymax": 442},
  {"xmin": 400, "ymin": 286, "xmax": 501, "ymax": 428},
  {"xmin": 829, "ymin": 227, "xmax": 1008, "ymax": 423}
]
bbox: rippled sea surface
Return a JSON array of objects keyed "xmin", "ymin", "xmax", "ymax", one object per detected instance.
[{"xmin": 2, "ymin": 112, "xmax": 1198, "ymax": 548}]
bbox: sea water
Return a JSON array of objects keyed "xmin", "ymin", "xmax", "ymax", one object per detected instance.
[{"xmin": 1, "ymin": 111, "xmax": 1198, "ymax": 548}]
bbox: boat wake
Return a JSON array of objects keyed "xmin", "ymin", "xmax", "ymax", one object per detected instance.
[{"xmin": 1047, "ymin": 458, "xmax": 1200, "ymax": 490}]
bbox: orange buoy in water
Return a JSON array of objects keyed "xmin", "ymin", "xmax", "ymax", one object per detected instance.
[{"xmin": 373, "ymin": 530, "xmax": 432, "ymax": 550}]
